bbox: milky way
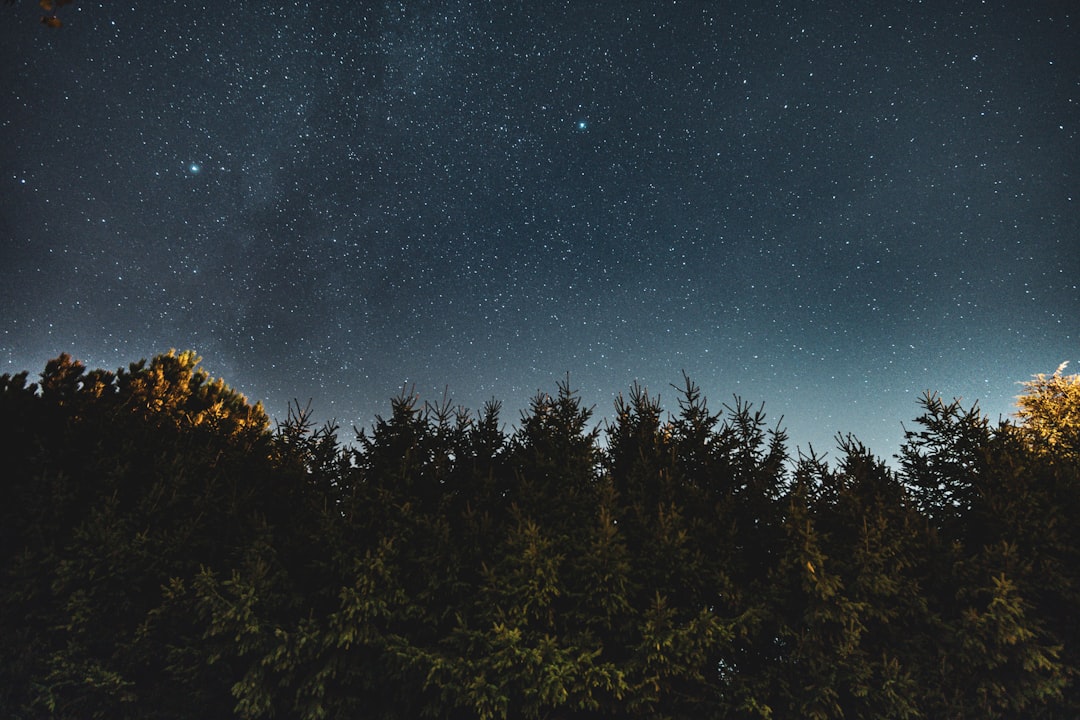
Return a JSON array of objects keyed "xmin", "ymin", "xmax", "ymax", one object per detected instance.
[{"xmin": 2, "ymin": 2, "xmax": 1076, "ymax": 460}]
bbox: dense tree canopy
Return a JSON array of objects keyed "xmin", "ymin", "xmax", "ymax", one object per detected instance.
[{"xmin": 1, "ymin": 353, "xmax": 1077, "ymax": 718}]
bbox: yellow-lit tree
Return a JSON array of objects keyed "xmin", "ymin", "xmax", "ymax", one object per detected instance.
[{"xmin": 1015, "ymin": 361, "xmax": 1080, "ymax": 460}]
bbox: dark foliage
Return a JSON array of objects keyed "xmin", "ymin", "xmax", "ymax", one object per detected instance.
[{"xmin": 1, "ymin": 352, "xmax": 1076, "ymax": 718}]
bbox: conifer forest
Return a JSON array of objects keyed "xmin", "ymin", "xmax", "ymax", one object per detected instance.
[{"xmin": 2, "ymin": 351, "xmax": 1079, "ymax": 719}]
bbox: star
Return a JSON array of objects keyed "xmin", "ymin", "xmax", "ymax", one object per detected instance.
[{"xmin": 0, "ymin": 2, "xmax": 1073, "ymax": 466}]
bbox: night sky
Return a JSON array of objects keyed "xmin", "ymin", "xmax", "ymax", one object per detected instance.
[{"xmin": 2, "ymin": 1, "xmax": 1076, "ymax": 461}]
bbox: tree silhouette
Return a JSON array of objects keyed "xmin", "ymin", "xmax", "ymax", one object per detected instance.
[{"xmin": 2, "ymin": 352, "xmax": 1077, "ymax": 718}]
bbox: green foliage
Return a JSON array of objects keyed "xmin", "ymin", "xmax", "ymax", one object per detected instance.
[
  {"xmin": 1016, "ymin": 362, "xmax": 1080, "ymax": 461},
  {"xmin": 2, "ymin": 352, "xmax": 1078, "ymax": 718},
  {"xmin": 0, "ymin": 351, "xmax": 276, "ymax": 718}
]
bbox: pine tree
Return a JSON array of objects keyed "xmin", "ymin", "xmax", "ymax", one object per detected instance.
[
  {"xmin": 809, "ymin": 439, "xmax": 934, "ymax": 719},
  {"xmin": 900, "ymin": 391, "xmax": 1069, "ymax": 717}
]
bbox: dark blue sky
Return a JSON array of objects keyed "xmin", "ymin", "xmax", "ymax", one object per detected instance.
[{"xmin": 2, "ymin": 1, "xmax": 1076, "ymax": 460}]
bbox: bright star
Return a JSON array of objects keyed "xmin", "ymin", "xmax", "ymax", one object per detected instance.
[{"xmin": 576, "ymin": 119, "xmax": 588, "ymax": 131}]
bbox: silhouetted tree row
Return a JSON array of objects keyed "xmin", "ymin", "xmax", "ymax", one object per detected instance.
[{"xmin": 1, "ymin": 352, "xmax": 1077, "ymax": 719}]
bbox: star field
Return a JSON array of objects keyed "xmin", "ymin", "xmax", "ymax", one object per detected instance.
[{"xmin": 2, "ymin": 1, "xmax": 1077, "ymax": 460}]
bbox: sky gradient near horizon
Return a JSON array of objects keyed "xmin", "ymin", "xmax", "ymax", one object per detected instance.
[{"xmin": 2, "ymin": 1, "xmax": 1077, "ymax": 461}]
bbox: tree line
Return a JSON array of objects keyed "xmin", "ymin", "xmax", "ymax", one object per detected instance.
[{"xmin": 1, "ymin": 350, "xmax": 1078, "ymax": 719}]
